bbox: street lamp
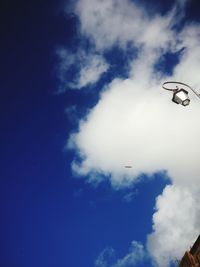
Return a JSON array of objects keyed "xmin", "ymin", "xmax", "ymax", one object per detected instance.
[{"xmin": 162, "ymin": 81, "xmax": 200, "ymax": 106}]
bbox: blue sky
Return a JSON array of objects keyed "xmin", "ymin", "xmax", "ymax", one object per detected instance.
[{"xmin": 1, "ymin": 1, "xmax": 200, "ymax": 267}]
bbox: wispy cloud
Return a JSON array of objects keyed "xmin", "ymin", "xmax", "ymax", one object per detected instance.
[
  {"xmin": 63, "ymin": 0, "xmax": 200, "ymax": 266},
  {"xmin": 95, "ymin": 247, "xmax": 116, "ymax": 267},
  {"xmin": 74, "ymin": 0, "xmax": 174, "ymax": 51},
  {"xmin": 56, "ymin": 48, "xmax": 109, "ymax": 90},
  {"xmin": 95, "ymin": 241, "xmax": 146, "ymax": 267},
  {"xmin": 123, "ymin": 190, "xmax": 138, "ymax": 203}
]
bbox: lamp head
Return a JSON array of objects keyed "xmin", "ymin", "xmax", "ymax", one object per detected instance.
[{"xmin": 172, "ymin": 89, "xmax": 190, "ymax": 106}]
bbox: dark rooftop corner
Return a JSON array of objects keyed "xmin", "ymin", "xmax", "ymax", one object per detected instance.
[
  {"xmin": 190, "ymin": 235, "xmax": 200, "ymax": 256},
  {"xmin": 179, "ymin": 235, "xmax": 200, "ymax": 267}
]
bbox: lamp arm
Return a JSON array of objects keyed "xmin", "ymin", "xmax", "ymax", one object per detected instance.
[{"xmin": 186, "ymin": 84, "xmax": 200, "ymax": 99}]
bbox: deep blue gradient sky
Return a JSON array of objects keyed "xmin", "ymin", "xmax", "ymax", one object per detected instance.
[{"xmin": 1, "ymin": 1, "xmax": 200, "ymax": 267}]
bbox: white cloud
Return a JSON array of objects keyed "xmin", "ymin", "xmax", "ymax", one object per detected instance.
[
  {"xmin": 147, "ymin": 184, "xmax": 200, "ymax": 267},
  {"xmin": 66, "ymin": 0, "xmax": 200, "ymax": 266},
  {"xmin": 69, "ymin": 77, "xmax": 200, "ymax": 187},
  {"xmin": 173, "ymin": 23, "xmax": 200, "ymax": 87},
  {"xmin": 95, "ymin": 241, "xmax": 145, "ymax": 267}
]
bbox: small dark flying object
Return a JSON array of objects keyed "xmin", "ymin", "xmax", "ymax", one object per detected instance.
[{"xmin": 124, "ymin": 166, "xmax": 132, "ymax": 168}]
